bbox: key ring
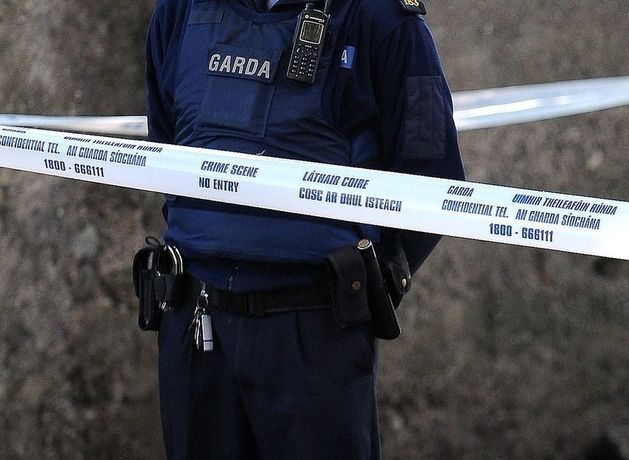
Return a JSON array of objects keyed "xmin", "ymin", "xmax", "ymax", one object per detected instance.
[{"xmin": 197, "ymin": 283, "xmax": 209, "ymax": 310}]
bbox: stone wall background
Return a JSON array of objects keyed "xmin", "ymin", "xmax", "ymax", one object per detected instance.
[{"xmin": 0, "ymin": 1, "xmax": 628, "ymax": 458}]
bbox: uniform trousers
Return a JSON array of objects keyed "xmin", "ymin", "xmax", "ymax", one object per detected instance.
[{"xmin": 158, "ymin": 292, "xmax": 380, "ymax": 459}]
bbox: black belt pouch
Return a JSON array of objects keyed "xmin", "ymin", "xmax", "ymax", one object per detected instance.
[
  {"xmin": 326, "ymin": 246, "xmax": 371, "ymax": 327},
  {"xmin": 133, "ymin": 246, "xmax": 162, "ymax": 331}
]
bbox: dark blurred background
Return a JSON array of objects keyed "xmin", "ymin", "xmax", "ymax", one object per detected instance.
[{"xmin": 0, "ymin": 1, "xmax": 628, "ymax": 458}]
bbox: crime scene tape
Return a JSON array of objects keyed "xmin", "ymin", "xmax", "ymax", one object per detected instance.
[{"xmin": 0, "ymin": 125, "xmax": 627, "ymax": 261}]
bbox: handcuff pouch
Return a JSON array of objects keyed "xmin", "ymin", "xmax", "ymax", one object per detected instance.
[
  {"xmin": 133, "ymin": 241, "xmax": 184, "ymax": 331},
  {"xmin": 133, "ymin": 246, "xmax": 163, "ymax": 331}
]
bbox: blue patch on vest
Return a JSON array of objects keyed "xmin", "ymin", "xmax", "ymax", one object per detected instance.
[
  {"xmin": 340, "ymin": 46, "xmax": 355, "ymax": 69},
  {"xmin": 207, "ymin": 45, "xmax": 281, "ymax": 84}
]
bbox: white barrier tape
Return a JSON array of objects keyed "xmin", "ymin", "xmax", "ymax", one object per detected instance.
[
  {"xmin": 453, "ymin": 76, "xmax": 629, "ymax": 131},
  {"xmin": 3, "ymin": 77, "xmax": 629, "ymax": 136},
  {"xmin": 0, "ymin": 125, "xmax": 627, "ymax": 261},
  {"xmin": 0, "ymin": 114, "xmax": 149, "ymax": 138}
]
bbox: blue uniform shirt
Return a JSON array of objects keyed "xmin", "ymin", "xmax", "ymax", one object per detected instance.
[{"xmin": 146, "ymin": 0, "xmax": 465, "ymax": 292}]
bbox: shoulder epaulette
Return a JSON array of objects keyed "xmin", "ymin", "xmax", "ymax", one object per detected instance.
[{"xmin": 398, "ymin": 0, "xmax": 427, "ymax": 15}]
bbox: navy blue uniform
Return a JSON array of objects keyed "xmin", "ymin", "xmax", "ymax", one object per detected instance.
[{"xmin": 146, "ymin": 0, "xmax": 464, "ymax": 458}]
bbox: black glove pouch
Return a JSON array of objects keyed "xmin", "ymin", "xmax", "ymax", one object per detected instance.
[
  {"xmin": 132, "ymin": 244, "xmax": 183, "ymax": 331},
  {"xmin": 326, "ymin": 246, "xmax": 371, "ymax": 328}
]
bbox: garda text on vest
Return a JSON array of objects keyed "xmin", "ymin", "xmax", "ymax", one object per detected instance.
[{"xmin": 207, "ymin": 46, "xmax": 279, "ymax": 83}]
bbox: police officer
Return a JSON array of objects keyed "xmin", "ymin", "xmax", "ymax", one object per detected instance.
[{"xmin": 145, "ymin": 0, "xmax": 464, "ymax": 458}]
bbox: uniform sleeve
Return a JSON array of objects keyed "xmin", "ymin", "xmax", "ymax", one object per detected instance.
[
  {"xmin": 145, "ymin": 2, "xmax": 176, "ymax": 144},
  {"xmin": 373, "ymin": 16, "xmax": 465, "ymax": 274}
]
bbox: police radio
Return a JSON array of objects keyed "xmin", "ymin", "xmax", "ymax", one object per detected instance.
[{"xmin": 286, "ymin": 1, "xmax": 330, "ymax": 84}]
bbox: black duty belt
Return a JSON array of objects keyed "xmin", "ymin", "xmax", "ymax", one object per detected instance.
[{"xmin": 183, "ymin": 273, "xmax": 333, "ymax": 317}]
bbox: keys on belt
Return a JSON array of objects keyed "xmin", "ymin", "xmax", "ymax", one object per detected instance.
[{"xmin": 190, "ymin": 282, "xmax": 214, "ymax": 352}]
